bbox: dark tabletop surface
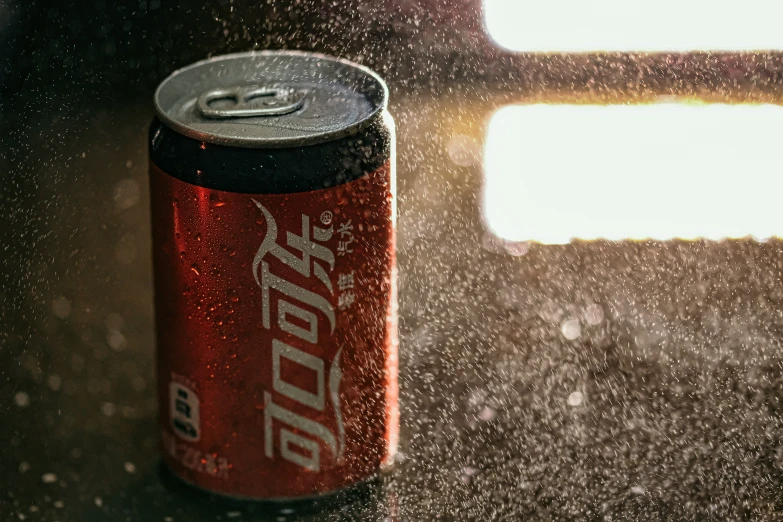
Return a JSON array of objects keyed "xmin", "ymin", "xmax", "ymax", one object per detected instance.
[{"xmin": 7, "ymin": 2, "xmax": 783, "ymax": 521}]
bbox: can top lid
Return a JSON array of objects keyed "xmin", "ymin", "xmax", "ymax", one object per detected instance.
[{"xmin": 154, "ymin": 51, "xmax": 388, "ymax": 148}]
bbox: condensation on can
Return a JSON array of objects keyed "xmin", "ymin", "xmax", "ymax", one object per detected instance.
[{"xmin": 149, "ymin": 51, "xmax": 397, "ymax": 501}]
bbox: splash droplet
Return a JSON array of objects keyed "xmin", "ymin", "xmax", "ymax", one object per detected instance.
[
  {"xmin": 561, "ymin": 318, "xmax": 582, "ymax": 340},
  {"xmin": 584, "ymin": 304, "xmax": 604, "ymax": 325},
  {"xmin": 51, "ymin": 297, "xmax": 72, "ymax": 319},
  {"xmin": 14, "ymin": 391, "xmax": 30, "ymax": 408},
  {"xmin": 113, "ymin": 178, "xmax": 140, "ymax": 210}
]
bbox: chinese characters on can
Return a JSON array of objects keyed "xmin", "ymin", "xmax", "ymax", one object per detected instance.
[
  {"xmin": 336, "ymin": 220, "xmax": 356, "ymax": 311},
  {"xmin": 253, "ymin": 201, "xmax": 346, "ymax": 472}
]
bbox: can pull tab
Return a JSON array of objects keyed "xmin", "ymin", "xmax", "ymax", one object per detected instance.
[{"xmin": 197, "ymin": 86, "xmax": 304, "ymax": 119}]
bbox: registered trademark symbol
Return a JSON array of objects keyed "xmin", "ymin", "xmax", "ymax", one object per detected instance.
[{"xmin": 320, "ymin": 211, "xmax": 333, "ymax": 225}]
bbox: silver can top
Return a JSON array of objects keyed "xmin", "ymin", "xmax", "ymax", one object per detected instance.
[{"xmin": 154, "ymin": 51, "xmax": 388, "ymax": 148}]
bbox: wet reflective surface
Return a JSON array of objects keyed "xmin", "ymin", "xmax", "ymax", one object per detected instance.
[
  {"xmin": 6, "ymin": 84, "xmax": 783, "ymax": 520},
  {"xmin": 7, "ymin": 2, "xmax": 783, "ymax": 520}
]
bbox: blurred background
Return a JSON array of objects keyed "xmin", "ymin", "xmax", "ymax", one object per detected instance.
[{"xmin": 6, "ymin": 0, "xmax": 783, "ymax": 520}]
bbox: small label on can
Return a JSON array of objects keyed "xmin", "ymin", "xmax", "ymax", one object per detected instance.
[
  {"xmin": 169, "ymin": 381, "xmax": 200, "ymax": 442},
  {"xmin": 150, "ymin": 162, "xmax": 398, "ymax": 500}
]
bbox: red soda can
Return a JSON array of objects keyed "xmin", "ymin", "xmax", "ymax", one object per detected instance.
[{"xmin": 149, "ymin": 51, "xmax": 398, "ymax": 501}]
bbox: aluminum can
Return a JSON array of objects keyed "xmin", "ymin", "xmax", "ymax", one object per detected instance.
[{"xmin": 149, "ymin": 51, "xmax": 397, "ymax": 501}]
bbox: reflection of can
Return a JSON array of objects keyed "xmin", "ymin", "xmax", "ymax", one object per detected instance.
[{"xmin": 149, "ymin": 51, "xmax": 397, "ymax": 501}]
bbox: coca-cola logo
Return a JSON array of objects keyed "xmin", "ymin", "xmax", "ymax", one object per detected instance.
[{"xmin": 252, "ymin": 200, "xmax": 345, "ymax": 472}]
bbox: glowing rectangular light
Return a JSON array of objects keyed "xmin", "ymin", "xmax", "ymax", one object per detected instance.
[
  {"xmin": 484, "ymin": 0, "xmax": 783, "ymax": 52},
  {"xmin": 482, "ymin": 103, "xmax": 783, "ymax": 244}
]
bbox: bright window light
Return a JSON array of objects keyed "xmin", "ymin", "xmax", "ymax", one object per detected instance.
[
  {"xmin": 484, "ymin": 0, "xmax": 783, "ymax": 52},
  {"xmin": 482, "ymin": 103, "xmax": 783, "ymax": 244}
]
